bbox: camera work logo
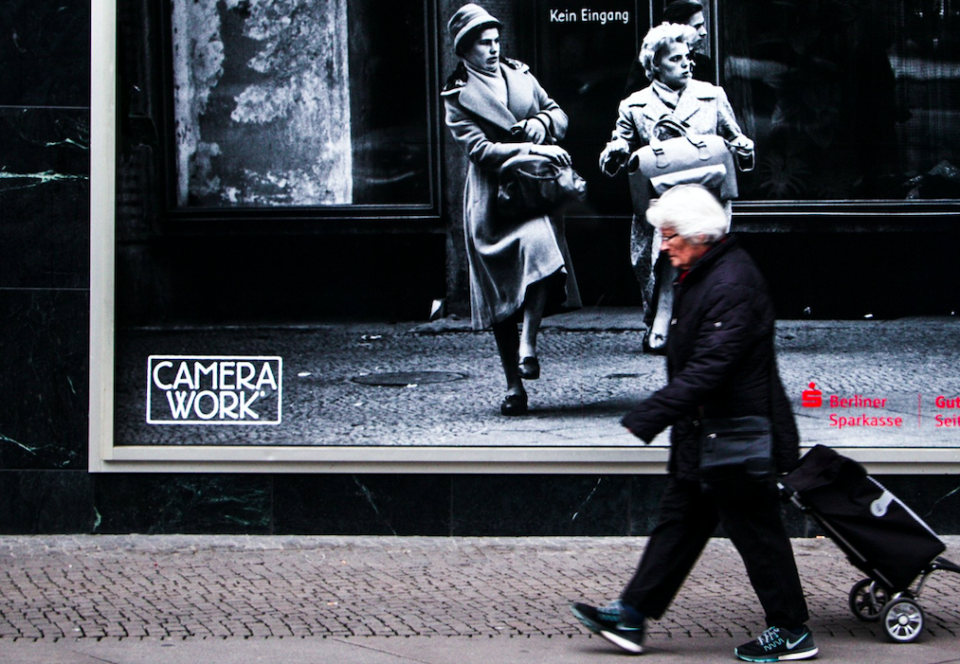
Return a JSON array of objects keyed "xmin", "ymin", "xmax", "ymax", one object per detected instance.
[{"xmin": 147, "ymin": 356, "xmax": 282, "ymax": 425}]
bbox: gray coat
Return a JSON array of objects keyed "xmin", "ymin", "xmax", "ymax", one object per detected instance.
[
  {"xmin": 443, "ymin": 59, "xmax": 580, "ymax": 329},
  {"xmin": 604, "ymin": 80, "xmax": 748, "ymax": 322},
  {"xmin": 607, "ymin": 79, "xmax": 747, "ymax": 154}
]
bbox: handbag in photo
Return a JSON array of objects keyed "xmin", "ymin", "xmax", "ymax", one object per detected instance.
[
  {"xmin": 627, "ymin": 118, "xmax": 739, "ymax": 200},
  {"xmin": 497, "ymin": 154, "xmax": 587, "ymax": 219},
  {"xmin": 699, "ymin": 415, "xmax": 774, "ymax": 482}
]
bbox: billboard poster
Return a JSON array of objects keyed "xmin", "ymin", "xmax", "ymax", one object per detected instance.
[{"xmin": 91, "ymin": 0, "xmax": 960, "ymax": 472}]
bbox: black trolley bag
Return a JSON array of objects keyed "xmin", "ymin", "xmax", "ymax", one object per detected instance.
[{"xmin": 780, "ymin": 444, "xmax": 960, "ymax": 643}]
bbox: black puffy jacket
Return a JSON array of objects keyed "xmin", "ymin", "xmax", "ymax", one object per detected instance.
[{"xmin": 621, "ymin": 235, "xmax": 799, "ymax": 479}]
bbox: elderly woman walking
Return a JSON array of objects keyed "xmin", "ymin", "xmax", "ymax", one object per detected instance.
[
  {"xmin": 600, "ymin": 22, "xmax": 753, "ymax": 351},
  {"xmin": 571, "ymin": 185, "xmax": 816, "ymax": 662},
  {"xmin": 442, "ymin": 4, "xmax": 580, "ymax": 415}
]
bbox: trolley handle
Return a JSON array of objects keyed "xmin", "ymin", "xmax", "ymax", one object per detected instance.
[{"xmin": 777, "ymin": 482, "xmax": 809, "ymax": 512}]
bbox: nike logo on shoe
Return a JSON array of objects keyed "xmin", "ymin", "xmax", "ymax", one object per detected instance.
[{"xmin": 785, "ymin": 633, "xmax": 808, "ymax": 650}]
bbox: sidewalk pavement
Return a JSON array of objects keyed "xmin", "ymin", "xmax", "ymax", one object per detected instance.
[{"xmin": 1, "ymin": 535, "xmax": 959, "ymax": 663}]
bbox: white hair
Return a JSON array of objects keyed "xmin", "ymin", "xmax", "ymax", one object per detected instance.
[
  {"xmin": 638, "ymin": 23, "xmax": 697, "ymax": 81},
  {"xmin": 645, "ymin": 185, "xmax": 728, "ymax": 244}
]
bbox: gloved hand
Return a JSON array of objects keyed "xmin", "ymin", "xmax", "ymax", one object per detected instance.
[
  {"xmin": 599, "ymin": 139, "xmax": 630, "ymax": 176},
  {"xmin": 512, "ymin": 117, "xmax": 548, "ymax": 144},
  {"xmin": 529, "ymin": 144, "xmax": 572, "ymax": 167},
  {"xmin": 620, "ymin": 409, "xmax": 654, "ymax": 444}
]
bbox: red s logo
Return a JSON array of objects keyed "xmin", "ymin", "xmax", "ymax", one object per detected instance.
[{"xmin": 802, "ymin": 382, "xmax": 822, "ymax": 408}]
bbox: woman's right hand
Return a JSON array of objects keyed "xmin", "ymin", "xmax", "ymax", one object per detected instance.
[
  {"xmin": 529, "ymin": 144, "xmax": 572, "ymax": 167},
  {"xmin": 599, "ymin": 140, "xmax": 630, "ymax": 176}
]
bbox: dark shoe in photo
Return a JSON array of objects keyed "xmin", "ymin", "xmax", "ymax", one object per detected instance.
[
  {"xmin": 641, "ymin": 329, "xmax": 666, "ymax": 355},
  {"xmin": 518, "ymin": 356, "xmax": 540, "ymax": 380},
  {"xmin": 642, "ymin": 330, "xmax": 667, "ymax": 355},
  {"xmin": 735, "ymin": 625, "xmax": 818, "ymax": 662},
  {"xmin": 500, "ymin": 391, "xmax": 528, "ymax": 416}
]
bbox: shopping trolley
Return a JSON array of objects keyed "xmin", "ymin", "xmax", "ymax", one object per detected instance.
[{"xmin": 779, "ymin": 444, "xmax": 960, "ymax": 643}]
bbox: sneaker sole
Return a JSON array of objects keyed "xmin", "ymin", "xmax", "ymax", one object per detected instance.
[
  {"xmin": 599, "ymin": 628, "xmax": 644, "ymax": 654},
  {"xmin": 735, "ymin": 646, "xmax": 819, "ymax": 662}
]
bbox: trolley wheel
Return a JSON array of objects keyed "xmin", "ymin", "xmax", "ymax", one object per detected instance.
[
  {"xmin": 849, "ymin": 578, "xmax": 889, "ymax": 622},
  {"xmin": 881, "ymin": 597, "xmax": 924, "ymax": 643}
]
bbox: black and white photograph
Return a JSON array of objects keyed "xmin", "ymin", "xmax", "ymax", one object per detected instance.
[{"xmin": 86, "ymin": 0, "xmax": 960, "ymax": 468}]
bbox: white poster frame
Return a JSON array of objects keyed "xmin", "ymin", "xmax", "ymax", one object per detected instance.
[{"xmin": 89, "ymin": 0, "xmax": 960, "ymax": 473}]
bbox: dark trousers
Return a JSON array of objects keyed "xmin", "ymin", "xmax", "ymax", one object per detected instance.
[{"xmin": 621, "ymin": 476, "xmax": 809, "ymax": 628}]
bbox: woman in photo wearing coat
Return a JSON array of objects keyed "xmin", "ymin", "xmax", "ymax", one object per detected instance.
[
  {"xmin": 599, "ymin": 22, "xmax": 752, "ymax": 351},
  {"xmin": 571, "ymin": 185, "xmax": 816, "ymax": 662},
  {"xmin": 442, "ymin": 4, "xmax": 581, "ymax": 416}
]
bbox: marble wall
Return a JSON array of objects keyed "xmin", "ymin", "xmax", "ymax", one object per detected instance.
[
  {"xmin": 0, "ymin": 0, "xmax": 95, "ymax": 532},
  {"xmin": 1, "ymin": 1, "xmax": 960, "ymax": 537}
]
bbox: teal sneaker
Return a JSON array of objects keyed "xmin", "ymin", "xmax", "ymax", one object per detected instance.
[
  {"xmin": 735, "ymin": 625, "xmax": 818, "ymax": 662},
  {"xmin": 570, "ymin": 601, "xmax": 624, "ymax": 634},
  {"xmin": 571, "ymin": 600, "xmax": 645, "ymax": 654}
]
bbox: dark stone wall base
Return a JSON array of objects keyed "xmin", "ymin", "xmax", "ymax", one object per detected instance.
[{"xmin": 3, "ymin": 471, "xmax": 959, "ymax": 537}]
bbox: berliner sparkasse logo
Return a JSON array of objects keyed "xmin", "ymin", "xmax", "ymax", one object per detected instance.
[
  {"xmin": 799, "ymin": 380, "xmax": 903, "ymax": 429},
  {"xmin": 801, "ymin": 382, "xmax": 822, "ymax": 408},
  {"xmin": 147, "ymin": 355, "xmax": 282, "ymax": 425}
]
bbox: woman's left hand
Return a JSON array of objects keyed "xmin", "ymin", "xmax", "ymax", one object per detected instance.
[
  {"xmin": 512, "ymin": 118, "xmax": 548, "ymax": 144},
  {"xmin": 530, "ymin": 144, "xmax": 572, "ymax": 166}
]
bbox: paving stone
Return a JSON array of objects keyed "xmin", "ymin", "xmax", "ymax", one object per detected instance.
[{"xmin": 0, "ymin": 535, "xmax": 958, "ymax": 642}]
